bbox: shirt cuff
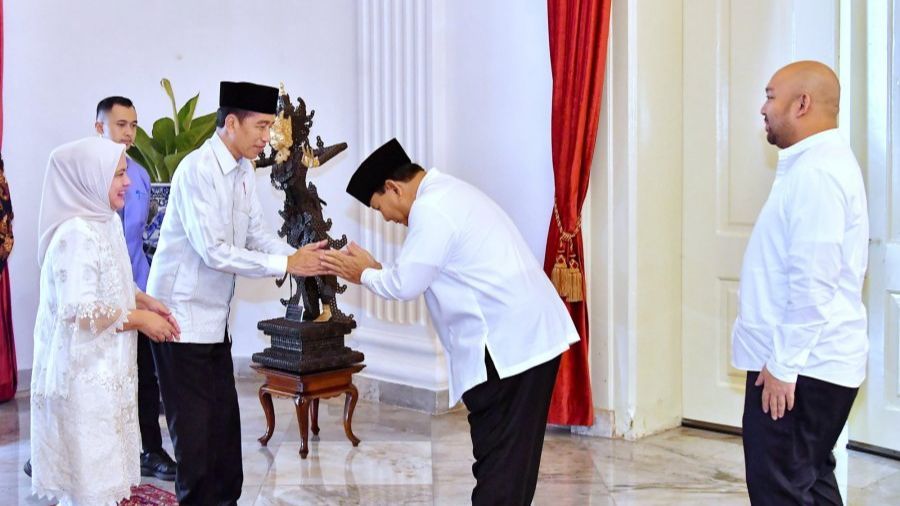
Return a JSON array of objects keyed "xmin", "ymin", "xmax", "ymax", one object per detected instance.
[
  {"xmin": 765, "ymin": 359, "xmax": 799, "ymax": 384},
  {"xmin": 267, "ymin": 255, "xmax": 289, "ymax": 277},
  {"xmin": 360, "ymin": 267, "xmax": 380, "ymax": 287},
  {"xmin": 279, "ymin": 242, "xmax": 296, "ymax": 256}
]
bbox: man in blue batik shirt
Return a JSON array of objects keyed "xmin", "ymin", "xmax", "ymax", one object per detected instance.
[{"xmin": 96, "ymin": 96, "xmax": 177, "ymax": 481}]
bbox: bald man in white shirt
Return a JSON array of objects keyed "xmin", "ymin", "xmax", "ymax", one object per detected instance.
[
  {"xmin": 323, "ymin": 139, "xmax": 580, "ymax": 506},
  {"xmin": 731, "ymin": 61, "xmax": 869, "ymax": 505}
]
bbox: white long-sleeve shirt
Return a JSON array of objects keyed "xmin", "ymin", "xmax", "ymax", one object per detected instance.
[
  {"xmin": 146, "ymin": 133, "xmax": 294, "ymax": 343},
  {"xmin": 731, "ymin": 129, "xmax": 869, "ymax": 387},
  {"xmin": 361, "ymin": 169, "xmax": 580, "ymax": 406}
]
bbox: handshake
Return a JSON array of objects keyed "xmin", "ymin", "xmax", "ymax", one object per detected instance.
[{"xmin": 286, "ymin": 240, "xmax": 382, "ymax": 284}]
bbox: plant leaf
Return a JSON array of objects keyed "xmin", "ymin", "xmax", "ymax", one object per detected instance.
[
  {"xmin": 131, "ymin": 127, "xmax": 164, "ymax": 181},
  {"xmin": 163, "ymin": 150, "xmax": 193, "ymax": 180},
  {"xmin": 126, "ymin": 146, "xmax": 153, "ymax": 182},
  {"xmin": 175, "ymin": 112, "xmax": 217, "ymax": 152},
  {"xmin": 151, "ymin": 117, "xmax": 177, "ymax": 155},
  {"xmin": 161, "ymin": 78, "xmax": 174, "ymax": 102},
  {"xmin": 160, "ymin": 78, "xmax": 180, "ymax": 136},
  {"xmin": 177, "ymin": 94, "xmax": 199, "ymax": 132}
]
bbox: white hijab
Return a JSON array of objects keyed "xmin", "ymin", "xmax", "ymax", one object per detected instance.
[{"xmin": 37, "ymin": 137, "xmax": 125, "ymax": 265}]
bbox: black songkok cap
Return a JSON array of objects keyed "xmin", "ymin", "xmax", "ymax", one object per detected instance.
[
  {"xmin": 219, "ymin": 81, "xmax": 278, "ymax": 114},
  {"xmin": 347, "ymin": 138, "xmax": 415, "ymax": 206}
]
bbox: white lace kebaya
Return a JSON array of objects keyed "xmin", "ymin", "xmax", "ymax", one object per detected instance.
[{"xmin": 31, "ymin": 137, "xmax": 140, "ymax": 506}]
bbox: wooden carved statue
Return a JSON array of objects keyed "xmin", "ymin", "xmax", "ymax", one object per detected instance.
[{"xmin": 256, "ymin": 85, "xmax": 354, "ymax": 326}]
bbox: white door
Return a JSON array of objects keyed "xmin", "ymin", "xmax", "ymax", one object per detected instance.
[
  {"xmin": 848, "ymin": 0, "xmax": 900, "ymax": 454},
  {"xmin": 682, "ymin": 0, "xmax": 840, "ymax": 427}
]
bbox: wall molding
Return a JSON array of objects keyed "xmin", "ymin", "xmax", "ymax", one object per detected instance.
[{"xmin": 355, "ymin": 0, "xmax": 447, "ymax": 392}]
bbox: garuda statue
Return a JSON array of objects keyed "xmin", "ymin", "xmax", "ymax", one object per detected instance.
[{"xmin": 256, "ymin": 85, "xmax": 354, "ymax": 326}]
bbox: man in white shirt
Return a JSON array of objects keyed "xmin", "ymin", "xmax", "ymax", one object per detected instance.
[
  {"xmin": 322, "ymin": 138, "xmax": 580, "ymax": 506},
  {"xmin": 146, "ymin": 81, "xmax": 327, "ymax": 505},
  {"xmin": 731, "ymin": 61, "xmax": 869, "ymax": 504}
]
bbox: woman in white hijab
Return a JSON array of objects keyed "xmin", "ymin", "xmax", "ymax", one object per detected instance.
[{"xmin": 31, "ymin": 137, "xmax": 180, "ymax": 506}]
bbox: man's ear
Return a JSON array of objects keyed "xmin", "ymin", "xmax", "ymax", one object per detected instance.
[
  {"xmin": 94, "ymin": 121, "xmax": 105, "ymax": 136},
  {"xmin": 225, "ymin": 113, "xmax": 239, "ymax": 132},
  {"xmin": 795, "ymin": 93, "xmax": 812, "ymax": 117},
  {"xmin": 384, "ymin": 179, "xmax": 402, "ymax": 195}
]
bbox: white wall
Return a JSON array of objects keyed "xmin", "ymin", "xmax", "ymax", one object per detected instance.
[
  {"xmin": 440, "ymin": 0, "xmax": 555, "ymax": 261},
  {"xmin": 6, "ymin": 0, "xmax": 555, "ymax": 390}
]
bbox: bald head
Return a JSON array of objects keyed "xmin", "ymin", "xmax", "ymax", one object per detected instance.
[
  {"xmin": 772, "ymin": 61, "xmax": 840, "ymax": 118},
  {"xmin": 761, "ymin": 60, "xmax": 841, "ymax": 148}
]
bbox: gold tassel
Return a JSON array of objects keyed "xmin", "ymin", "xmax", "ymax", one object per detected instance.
[
  {"xmin": 551, "ymin": 202, "xmax": 586, "ymax": 303},
  {"xmin": 567, "ymin": 259, "xmax": 584, "ymax": 303},
  {"xmin": 561, "ymin": 266, "xmax": 573, "ymax": 300},
  {"xmin": 551, "ymin": 254, "xmax": 569, "ymax": 299}
]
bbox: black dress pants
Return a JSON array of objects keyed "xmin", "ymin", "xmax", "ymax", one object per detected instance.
[
  {"xmin": 137, "ymin": 331, "xmax": 163, "ymax": 453},
  {"xmin": 462, "ymin": 352, "xmax": 562, "ymax": 506},
  {"xmin": 152, "ymin": 334, "xmax": 242, "ymax": 506},
  {"xmin": 742, "ymin": 371, "xmax": 858, "ymax": 506}
]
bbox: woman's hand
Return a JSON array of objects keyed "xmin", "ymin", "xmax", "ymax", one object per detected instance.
[
  {"xmin": 136, "ymin": 292, "xmax": 181, "ymax": 335},
  {"xmin": 132, "ymin": 310, "xmax": 180, "ymax": 343}
]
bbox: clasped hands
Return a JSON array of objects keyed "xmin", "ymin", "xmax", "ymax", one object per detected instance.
[
  {"xmin": 286, "ymin": 239, "xmax": 381, "ymax": 284},
  {"xmin": 135, "ymin": 292, "xmax": 180, "ymax": 343}
]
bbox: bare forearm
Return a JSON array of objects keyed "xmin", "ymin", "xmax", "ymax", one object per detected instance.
[
  {"xmin": 120, "ymin": 309, "xmax": 148, "ymax": 332},
  {"xmin": 135, "ymin": 291, "xmax": 150, "ymax": 310}
]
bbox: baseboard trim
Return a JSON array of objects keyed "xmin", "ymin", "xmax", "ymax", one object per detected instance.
[
  {"xmin": 565, "ymin": 408, "xmax": 616, "ymax": 438},
  {"xmin": 234, "ymin": 356, "xmax": 258, "ymax": 379},
  {"xmin": 848, "ymin": 440, "xmax": 900, "ymax": 462},
  {"xmin": 234, "ymin": 357, "xmax": 454, "ymax": 415},
  {"xmin": 353, "ymin": 374, "xmax": 456, "ymax": 415},
  {"xmin": 682, "ymin": 419, "xmax": 900, "ymax": 463},
  {"xmin": 681, "ymin": 418, "xmax": 742, "ymax": 436}
]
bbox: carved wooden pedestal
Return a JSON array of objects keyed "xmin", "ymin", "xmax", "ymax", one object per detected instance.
[{"xmin": 252, "ymin": 363, "xmax": 365, "ymax": 459}]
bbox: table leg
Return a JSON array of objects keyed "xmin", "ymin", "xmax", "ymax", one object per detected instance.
[
  {"xmin": 311, "ymin": 398, "xmax": 320, "ymax": 436},
  {"xmin": 343, "ymin": 384, "xmax": 361, "ymax": 447},
  {"xmin": 295, "ymin": 396, "xmax": 311, "ymax": 458},
  {"xmin": 257, "ymin": 386, "xmax": 275, "ymax": 446}
]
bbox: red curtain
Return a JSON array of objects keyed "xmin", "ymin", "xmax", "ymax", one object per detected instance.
[
  {"xmin": 0, "ymin": 0, "xmax": 16, "ymax": 404},
  {"xmin": 0, "ymin": 270, "xmax": 15, "ymax": 402},
  {"xmin": 544, "ymin": 0, "xmax": 612, "ymax": 426}
]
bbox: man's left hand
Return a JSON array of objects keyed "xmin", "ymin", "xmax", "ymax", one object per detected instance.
[
  {"xmin": 321, "ymin": 242, "xmax": 382, "ymax": 284},
  {"xmin": 755, "ymin": 367, "xmax": 795, "ymax": 421}
]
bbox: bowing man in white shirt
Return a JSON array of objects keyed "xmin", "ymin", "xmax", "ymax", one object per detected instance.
[
  {"xmin": 145, "ymin": 81, "xmax": 327, "ymax": 505},
  {"xmin": 731, "ymin": 61, "xmax": 869, "ymax": 505},
  {"xmin": 322, "ymin": 139, "xmax": 580, "ymax": 506}
]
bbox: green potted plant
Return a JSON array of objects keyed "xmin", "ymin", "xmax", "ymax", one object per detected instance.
[{"xmin": 128, "ymin": 78, "xmax": 217, "ymax": 258}]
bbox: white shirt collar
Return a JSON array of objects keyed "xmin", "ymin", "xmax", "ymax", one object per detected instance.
[
  {"xmin": 778, "ymin": 128, "xmax": 842, "ymax": 161},
  {"xmin": 211, "ymin": 132, "xmax": 242, "ymax": 175},
  {"xmin": 416, "ymin": 168, "xmax": 439, "ymax": 199}
]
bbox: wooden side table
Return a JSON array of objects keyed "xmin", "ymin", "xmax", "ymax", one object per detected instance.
[{"xmin": 252, "ymin": 363, "xmax": 365, "ymax": 458}]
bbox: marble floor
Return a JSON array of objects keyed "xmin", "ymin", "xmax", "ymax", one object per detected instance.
[{"xmin": 2, "ymin": 380, "xmax": 900, "ymax": 505}]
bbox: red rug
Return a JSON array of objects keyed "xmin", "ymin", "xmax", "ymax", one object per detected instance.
[{"xmin": 119, "ymin": 484, "xmax": 177, "ymax": 505}]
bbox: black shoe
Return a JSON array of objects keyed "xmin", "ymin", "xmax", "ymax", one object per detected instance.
[
  {"xmin": 23, "ymin": 459, "xmax": 31, "ymax": 478},
  {"xmin": 140, "ymin": 450, "xmax": 176, "ymax": 481}
]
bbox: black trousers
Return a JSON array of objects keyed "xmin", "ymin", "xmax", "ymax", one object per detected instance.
[
  {"xmin": 152, "ymin": 334, "xmax": 242, "ymax": 506},
  {"xmin": 137, "ymin": 332, "xmax": 163, "ymax": 453},
  {"xmin": 742, "ymin": 371, "xmax": 858, "ymax": 506},
  {"xmin": 462, "ymin": 352, "xmax": 562, "ymax": 506}
]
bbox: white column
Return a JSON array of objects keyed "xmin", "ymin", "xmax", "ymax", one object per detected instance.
[{"xmin": 352, "ymin": 0, "xmax": 447, "ymax": 393}]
